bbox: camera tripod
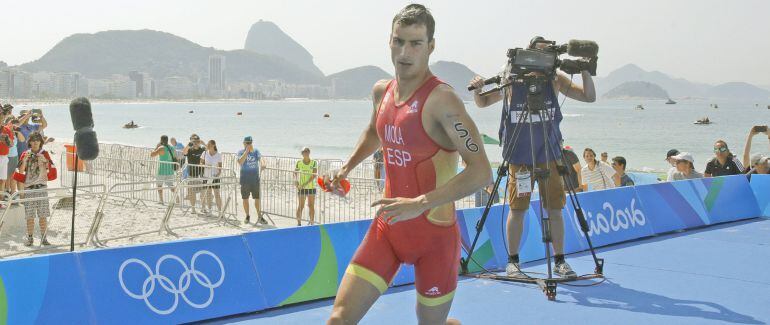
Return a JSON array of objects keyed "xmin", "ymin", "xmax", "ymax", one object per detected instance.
[{"xmin": 460, "ymin": 75, "xmax": 604, "ymax": 301}]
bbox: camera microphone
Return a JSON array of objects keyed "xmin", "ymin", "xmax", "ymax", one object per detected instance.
[
  {"xmin": 467, "ymin": 75, "xmax": 502, "ymax": 91},
  {"xmin": 69, "ymin": 97, "xmax": 99, "ymax": 161},
  {"xmin": 566, "ymin": 40, "xmax": 599, "ymax": 58}
]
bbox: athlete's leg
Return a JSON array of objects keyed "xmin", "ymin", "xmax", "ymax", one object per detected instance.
[
  {"xmin": 330, "ymin": 218, "xmax": 400, "ymax": 324},
  {"xmin": 416, "ymin": 300, "xmax": 456, "ymax": 325},
  {"xmin": 414, "ymin": 221, "xmax": 461, "ymax": 325},
  {"xmin": 328, "ymin": 272, "xmax": 382, "ymax": 324}
]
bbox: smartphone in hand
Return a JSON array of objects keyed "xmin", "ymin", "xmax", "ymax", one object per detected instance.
[{"xmin": 753, "ymin": 125, "xmax": 768, "ymax": 133}]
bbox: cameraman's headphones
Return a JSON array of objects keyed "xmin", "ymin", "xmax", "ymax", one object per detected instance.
[{"xmin": 529, "ymin": 36, "xmax": 546, "ymax": 49}]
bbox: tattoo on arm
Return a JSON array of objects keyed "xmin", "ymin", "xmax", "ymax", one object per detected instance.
[{"xmin": 453, "ymin": 122, "xmax": 479, "ymax": 152}]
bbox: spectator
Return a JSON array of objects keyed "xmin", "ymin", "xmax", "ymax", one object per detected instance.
[
  {"xmin": 705, "ymin": 140, "xmax": 744, "ymax": 177},
  {"xmin": 743, "ymin": 126, "xmax": 769, "ymax": 173},
  {"xmin": 561, "ymin": 143, "xmax": 582, "ymax": 192},
  {"xmin": 671, "ymin": 152, "xmax": 703, "ymax": 180},
  {"xmin": 581, "ymin": 148, "xmax": 615, "ymax": 191},
  {"xmin": 6, "ymin": 118, "xmax": 25, "ymax": 197},
  {"xmin": 611, "ymin": 156, "xmax": 635, "ymax": 187},
  {"xmin": 19, "ymin": 132, "xmax": 51, "ymax": 246},
  {"xmin": 0, "ymin": 118, "xmax": 13, "ymax": 205},
  {"xmin": 17, "ymin": 109, "xmax": 47, "ymax": 155},
  {"xmin": 746, "ymin": 154, "xmax": 769, "ymax": 180},
  {"xmin": 150, "ymin": 135, "xmax": 177, "ymax": 204},
  {"xmin": 373, "ymin": 149, "xmax": 385, "ymax": 192},
  {"xmin": 237, "ymin": 136, "xmax": 266, "ymax": 224},
  {"xmin": 664, "ymin": 149, "xmax": 680, "ymax": 181},
  {"xmin": 170, "ymin": 137, "xmax": 186, "ymax": 165},
  {"xmin": 182, "ymin": 134, "xmax": 206, "ymax": 214},
  {"xmin": 202, "ymin": 139, "xmax": 223, "ymax": 215},
  {"xmin": 295, "ymin": 147, "xmax": 317, "ymax": 226},
  {"xmin": 600, "ymin": 152, "xmax": 609, "ymax": 165}
]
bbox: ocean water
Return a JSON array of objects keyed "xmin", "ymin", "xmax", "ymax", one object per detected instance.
[{"xmin": 24, "ymin": 98, "xmax": 770, "ymax": 172}]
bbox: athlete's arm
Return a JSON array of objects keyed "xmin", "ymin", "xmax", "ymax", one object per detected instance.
[
  {"xmin": 375, "ymin": 86, "xmax": 492, "ymax": 223},
  {"xmin": 469, "ymin": 75, "xmax": 503, "ymax": 108},
  {"xmin": 333, "ymin": 80, "xmax": 389, "ymax": 187},
  {"xmin": 555, "ymin": 70, "xmax": 596, "ymax": 102}
]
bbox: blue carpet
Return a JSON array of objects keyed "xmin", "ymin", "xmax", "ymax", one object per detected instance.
[{"xmin": 204, "ymin": 218, "xmax": 770, "ymax": 324}]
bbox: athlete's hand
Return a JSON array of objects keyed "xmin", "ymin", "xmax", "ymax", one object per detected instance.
[
  {"xmin": 329, "ymin": 169, "xmax": 348, "ymax": 195},
  {"xmin": 372, "ymin": 195, "xmax": 428, "ymax": 225}
]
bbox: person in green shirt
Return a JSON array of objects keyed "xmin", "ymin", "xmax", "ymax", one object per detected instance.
[
  {"xmin": 295, "ymin": 147, "xmax": 317, "ymax": 226},
  {"xmin": 150, "ymin": 135, "xmax": 177, "ymax": 204}
]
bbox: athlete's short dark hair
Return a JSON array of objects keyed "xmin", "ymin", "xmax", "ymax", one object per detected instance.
[{"xmin": 392, "ymin": 4, "xmax": 435, "ymax": 41}]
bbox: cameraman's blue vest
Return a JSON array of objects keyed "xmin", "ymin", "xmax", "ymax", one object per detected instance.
[{"xmin": 500, "ymin": 80, "xmax": 563, "ymax": 165}]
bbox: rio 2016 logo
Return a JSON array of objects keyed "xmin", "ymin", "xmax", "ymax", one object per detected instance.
[{"xmin": 577, "ymin": 198, "xmax": 646, "ymax": 236}]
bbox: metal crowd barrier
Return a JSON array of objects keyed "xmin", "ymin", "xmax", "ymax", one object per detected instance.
[
  {"xmin": 0, "ymin": 184, "xmax": 107, "ymax": 258},
  {"xmin": 85, "ymin": 177, "xmax": 243, "ymax": 248},
  {"xmin": 81, "ymin": 143, "xmax": 489, "ymax": 223},
  {"xmin": 259, "ymin": 167, "xmax": 383, "ymax": 224}
]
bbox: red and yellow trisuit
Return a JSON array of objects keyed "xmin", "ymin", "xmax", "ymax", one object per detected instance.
[{"xmin": 347, "ymin": 76, "xmax": 462, "ymax": 306}]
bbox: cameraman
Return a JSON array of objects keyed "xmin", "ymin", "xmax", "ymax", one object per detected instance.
[{"xmin": 468, "ymin": 36, "xmax": 596, "ymax": 279}]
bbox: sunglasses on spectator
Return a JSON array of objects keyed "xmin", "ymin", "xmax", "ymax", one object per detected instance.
[{"xmin": 713, "ymin": 147, "xmax": 728, "ymax": 153}]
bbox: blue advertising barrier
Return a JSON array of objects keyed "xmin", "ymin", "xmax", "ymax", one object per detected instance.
[
  {"xmin": 77, "ymin": 235, "xmax": 266, "ymax": 324},
  {"xmin": 750, "ymin": 174, "xmax": 770, "ymax": 216},
  {"xmin": 0, "ymin": 175, "xmax": 765, "ymax": 324},
  {"xmin": 458, "ymin": 186, "xmax": 651, "ymax": 269},
  {"xmin": 243, "ymin": 222, "xmax": 361, "ymax": 308},
  {"xmin": 0, "ymin": 253, "xmax": 93, "ymax": 324},
  {"xmin": 634, "ymin": 175, "xmax": 760, "ymax": 234}
]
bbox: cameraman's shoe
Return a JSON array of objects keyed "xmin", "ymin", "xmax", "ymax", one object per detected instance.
[
  {"xmin": 41, "ymin": 237, "xmax": 51, "ymax": 246},
  {"xmin": 258, "ymin": 216, "xmax": 268, "ymax": 225},
  {"xmin": 555, "ymin": 261, "xmax": 577, "ymax": 278},
  {"xmin": 506, "ymin": 262, "xmax": 527, "ymax": 279},
  {"xmin": 24, "ymin": 235, "xmax": 33, "ymax": 247}
]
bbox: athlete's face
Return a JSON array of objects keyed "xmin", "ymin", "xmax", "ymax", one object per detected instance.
[{"xmin": 390, "ymin": 23, "xmax": 434, "ymax": 79}]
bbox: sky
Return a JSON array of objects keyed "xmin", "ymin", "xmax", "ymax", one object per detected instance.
[{"xmin": 1, "ymin": 0, "xmax": 769, "ymax": 87}]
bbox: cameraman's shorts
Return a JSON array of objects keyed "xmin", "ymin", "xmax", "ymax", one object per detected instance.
[
  {"xmin": 347, "ymin": 215, "xmax": 460, "ymax": 307},
  {"xmin": 508, "ymin": 161, "xmax": 566, "ymax": 211}
]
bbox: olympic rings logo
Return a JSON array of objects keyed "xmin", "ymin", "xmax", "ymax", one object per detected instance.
[{"xmin": 118, "ymin": 250, "xmax": 226, "ymax": 315}]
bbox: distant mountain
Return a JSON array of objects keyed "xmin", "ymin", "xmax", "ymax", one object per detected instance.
[
  {"xmin": 19, "ymin": 30, "xmax": 322, "ymax": 84},
  {"xmin": 602, "ymin": 81, "xmax": 669, "ymax": 99},
  {"xmin": 597, "ymin": 64, "xmax": 710, "ymax": 98},
  {"xmin": 430, "ymin": 61, "xmax": 478, "ymax": 101},
  {"xmin": 244, "ymin": 20, "xmax": 324, "ymax": 77},
  {"xmin": 327, "ymin": 66, "xmax": 392, "ymax": 99},
  {"xmin": 707, "ymin": 82, "xmax": 770, "ymax": 100}
]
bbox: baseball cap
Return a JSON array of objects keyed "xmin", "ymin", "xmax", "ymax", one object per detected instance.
[
  {"xmin": 665, "ymin": 149, "xmax": 680, "ymax": 160},
  {"xmin": 243, "ymin": 136, "xmax": 253, "ymax": 142},
  {"xmin": 672, "ymin": 152, "xmax": 694, "ymax": 164},
  {"xmin": 751, "ymin": 153, "xmax": 767, "ymax": 166},
  {"xmin": 301, "ymin": 147, "xmax": 310, "ymax": 153}
]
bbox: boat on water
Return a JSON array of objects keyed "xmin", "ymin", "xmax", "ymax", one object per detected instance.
[
  {"xmin": 694, "ymin": 117, "xmax": 712, "ymax": 125},
  {"xmin": 123, "ymin": 121, "xmax": 139, "ymax": 129},
  {"xmin": 236, "ymin": 112, "xmax": 243, "ymax": 116},
  {"xmin": 635, "ymin": 104, "xmax": 644, "ymax": 110},
  {"xmin": 666, "ymin": 98, "xmax": 676, "ymax": 104}
]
